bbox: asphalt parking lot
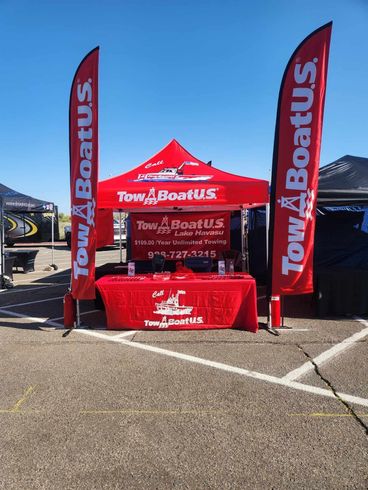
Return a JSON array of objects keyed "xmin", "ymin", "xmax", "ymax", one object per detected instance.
[{"xmin": 0, "ymin": 244, "xmax": 367, "ymax": 489}]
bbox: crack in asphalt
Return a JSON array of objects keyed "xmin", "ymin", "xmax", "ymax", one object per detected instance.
[{"xmin": 297, "ymin": 343, "xmax": 368, "ymax": 437}]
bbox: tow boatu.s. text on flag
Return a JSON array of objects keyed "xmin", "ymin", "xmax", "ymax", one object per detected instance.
[
  {"xmin": 268, "ymin": 23, "xmax": 332, "ymax": 296},
  {"xmin": 69, "ymin": 47, "xmax": 99, "ymax": 299}
]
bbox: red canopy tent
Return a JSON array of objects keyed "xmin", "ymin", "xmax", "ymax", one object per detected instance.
[
  {"xmin": 98, "ymin": 139, "xmax": 269, "ymax": 212},
  {"xmin": 95, "ymin": 140, "xmax": 269, "ymax": 332}
]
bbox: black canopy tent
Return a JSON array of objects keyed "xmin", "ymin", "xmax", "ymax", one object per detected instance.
[
  {"xmin": 315, "ymin": 155, "xmax": 368, "ymax": 315},
  {"xmin": 315, "ymin": 155, "xmax": 368, "ymax": 269},
  {"xmin": 0, "ymin": 183, "xmax": 55, "ymax": 212},
  {"xmin": 0, "ymin": 184, "xmax": 56, "ymax": 287},
  {"xmin": 317, "ymin": 155, "xmax": 368, "ymax": 206}
]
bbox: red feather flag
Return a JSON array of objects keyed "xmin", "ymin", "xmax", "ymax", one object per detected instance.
[
  {"xmin": 268, "ymin": 24, "xmax": 332, "ymax": 299},
  {"xmin": 69, "ymin": 47, "xmax": 99, "ymax": 299}
]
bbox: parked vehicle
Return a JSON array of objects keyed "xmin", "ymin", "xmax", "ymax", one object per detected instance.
[
  {"xmin": 64, "ymin": 225, "xmax": 71, "ymax": 248},
  {"xmin": 113, "ymin": 219, "xmax": 127, "ymax": 246},
  {"xmin": 64, "ymin": 219, "xmax": 126, "ymax": 249}
]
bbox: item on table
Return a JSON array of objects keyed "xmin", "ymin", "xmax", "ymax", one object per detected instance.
[
  {"xmin": 153, "ymin": 272, "xmax": 171, "ymax": 280},
  {"xmin": 110, "ymin": 276, "xmax": 146, "ymax": 281},
  {"xmin": 128, "ymin": 261, "xmax": 135, "ymax": 277},
  {"xmin": 218, "ymin": 260, "xmax": 225, "ymax": 276},
  {"xmin": 175, "ymin": 261, "xmax": 194, "ymax": 274},
  {"xmin": 227, "ymin": 259, "xmax": 235, "ymax": 275}
]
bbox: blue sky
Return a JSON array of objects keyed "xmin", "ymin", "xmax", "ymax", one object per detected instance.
[{"xmin": 1, "ymin": 0, "xmax": 367, "ymax": 214}]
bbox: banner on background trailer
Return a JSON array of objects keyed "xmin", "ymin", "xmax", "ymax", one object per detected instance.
[
  {"xmin": 131, "ymin": 212, "xmax": 230, "ymax": 260},
  {"xmin": 69, "ymin": 47, "xmax": 99, "ymax": 299},
  {"xmin": 269, "ymin": 23, "xmax": 332, "ymax": 296}
]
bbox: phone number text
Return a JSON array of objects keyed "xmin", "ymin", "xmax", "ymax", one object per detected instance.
[{"xmin": 147, "ymin": 250, "xmax": 217, "ymax": 259}]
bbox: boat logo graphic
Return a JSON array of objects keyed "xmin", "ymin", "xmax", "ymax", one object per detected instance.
[
  {"xmin": 132, "ymin": 162, "xmax": 213, "ymax": 183},
  {"xmin": 153, "ymin": 290, "xmax": 193, "ymax": 316}
]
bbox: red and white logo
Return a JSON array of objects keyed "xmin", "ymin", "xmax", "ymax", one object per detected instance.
[
  {"xmin": 117, "ymin": 187, "xmax": 218, "ymax": 206},
  {"xmin": 144, "ymin": 289, "xmax": 203, "ymax": 328},
  {"xmin": 270, "ymin": 23, "xmax": 332, "ymax": 295}
]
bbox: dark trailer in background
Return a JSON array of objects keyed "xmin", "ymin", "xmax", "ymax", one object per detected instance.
[
  {"xmin": 0, "ymin": 183, "xmax": 57, "ymax": 286},
  {"xmin": 4, "ymin": 209, "xmax": 59, "ymax": 246},
  {"xmin": 0, "ymin": 183, "xmax": 58, "ymax": 246}
]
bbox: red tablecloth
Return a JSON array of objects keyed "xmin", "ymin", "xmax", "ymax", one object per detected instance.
[{"xmin": 96, "ymin": 272, "xmax": 259, "ymax": 332}]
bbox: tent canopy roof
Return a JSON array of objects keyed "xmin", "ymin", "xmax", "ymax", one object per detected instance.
[
  {"xmin": 318, "ymin": 155, "xmax": 368, "ymax": 205},
  {"xmin": 0, "ymin": 183, "xmax": 54, "ymax": 213},
  {"xmin": 98, "ymin": 139, "xmax": 269, "ymax": 212}
]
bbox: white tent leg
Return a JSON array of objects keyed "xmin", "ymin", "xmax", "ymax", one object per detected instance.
[
  {"xmin": 119, "ymin": 210, "xmax": 123, "ymax": 263},
  {"xmin": 241, "ymin": 208, "xmax": 249, "ymax": 272},
  {"xmin": 50, "ymin": 211, "xmax": 58, "ymax": 270},
  {"xmin": 265, "ymin": 203, "xmax": 270, "ymax": 266},
  {"xmin": 0, "ymin": 202, "xmax": 4, "ymax": 288},
  {"xmin": 265, "ymin": 202, "xmax": 271, "ymax": 328},
  {"xmin": 76, "ymin": 299, "xmax": 81, "ymax": 328},
  {"xmin": 51, "ymin": 212, "xmax": 55, "ymax": 265}
]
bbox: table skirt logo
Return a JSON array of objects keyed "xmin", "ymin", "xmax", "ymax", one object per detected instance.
[
  {"xmin": 154, "ymin": 290, "xmax": 193, "ymax": 316},
  {"xmin": 144, "ymin": 289, "xmax": 203, "ymax": 328}
]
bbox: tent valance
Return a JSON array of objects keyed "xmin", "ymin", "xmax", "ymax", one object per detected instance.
[
  {"xmin": 98, "ymin": 140, "xmax": 269, "ymax": 212},
  {"xmin": 0, "ymin": 183, "xmax": 54, "ymax": 213}
]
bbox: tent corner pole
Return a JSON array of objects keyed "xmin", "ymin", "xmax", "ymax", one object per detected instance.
[
  {"xmin": 265, "ymin": 203, "xmax": 270, "ymax": 266},
  {"xmin": 0, "ymin": 201, "xmax": 4, "ymax": 289},
  {"xmin": 265, "ymin": 203, "xmax": 271, "ymax": 327},
  {"xmin": 51, "ymin": 211, "xmax": 56, "ymax": 268},
  {"xmin": 119, "ymin": 210, "xmax": 123, "ymax": 263},
  {"xmin": 240, "ymin": 208, "xmax": 249, "ymax": 273},
  {"xmin": 76, "ymin": 299, "xmax": 81, "ymax": 328}
]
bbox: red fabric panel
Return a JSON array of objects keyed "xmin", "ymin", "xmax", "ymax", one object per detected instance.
[
  {"xmin": 270, "ymin": 24, "xmax": 332, "ymax": 295},
  {"xmin": 96, "ymin": 209, "xmax": 113, "ymax": 248},
  {"xmin": 98, "ymin": 139, "xmax": 269, "ymax": 210},
  {"xmin": 131, "ymin": 211, "xmax": 230, "ymax": 260},
  {"xmin": 70, "ymin": 48, "xmax": 99, "ymax": 299},
  {"xmin": 96, "ymin": 273, "xmax": 258, "ymax": 332}
]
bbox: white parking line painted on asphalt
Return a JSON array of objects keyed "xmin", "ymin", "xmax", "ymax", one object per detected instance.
[
  {"xmin": 354, "ymin": 316, "xmax": 368, "ymax": 327},
  {"xmin": 50, "ymin": 309, "xmax": 101, "ymax": 322},
  {"xmin": 0, "ymin": 308, "xmax": 64, "ymax": 329},
  {"xmin": 12, "ymin": 269, "xmax": 68, "ymax": 275},
  {"xmin": 113, "ymin": 330, "xmax": 138, "ymax": 339},
  {"xmin": 279, "ymin": 328, "xmax": 310, "ymax": 332},
  {"xmin": 1, "ymin": 283, "xmax": 69, "ymax": 295},
  {"xmin": 74, "ymin": 328, "xmax": 368, "ymax": 409},
  {"xmin": 282, "ymin": 319, "xmax": 368, "ymax": 382},
  {"xmin": 1, "ymin": 303, "xmax": 367, "ymax": 410},
  {"xmin": 3, "ymin": 295, "xmax": 64, "ymax": 309},
  {"xmin": 12, "ymin": 274, "xmax": 71, "ymax": 284}
]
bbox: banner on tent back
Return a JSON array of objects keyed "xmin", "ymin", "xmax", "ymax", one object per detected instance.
[
  {"xmin": 131, "ymin": 212, "xmax": 230, "ymax": 260},
  {"xmin": 269, "ymin": 23, "xmax": 332, "ymax": 296},
  {"xmin": 69, "ymin": 47, "xmax": 99, "ymax": 299}
]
